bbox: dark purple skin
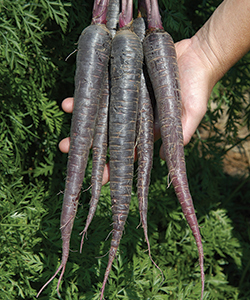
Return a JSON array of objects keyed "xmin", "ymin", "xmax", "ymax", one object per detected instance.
[
  {"xmin": 143, "ymin": 0, "xmax": 204, "ymax": 298},
  {"xmin": 80, "ymin": 0, "xmax": 121, "ymax": 254},
  {"xmin": 133, "ymin": 15, "xmax": 163, "ymax": 277},
  {"xmin": 36, "ymin": 24, "xmax": 111, "ymax": 298},
  {"xmin": 79, "ymin": 73, "xmax": 109, "ymax": 252},
  {"xmin": 134, "ymin": 17, "xmax": 153, "ymax": 232},
  {"xmin": 132, "ymin": 14, "xmax": 146, "ymax": 42},
  {"xmin": 143, "ymin": 29, "xmax": 204, "ymax": 300},
  {"xmin": 136, "ymin": 65, "xmax": 156, "ymax": 263},
  {"xmin": 106, "ymin": 0, "xmax": 120, "ymax": 38},
  {"xmin": 100, "ymin": 26, "xmax": 143, "ymax": 300}
]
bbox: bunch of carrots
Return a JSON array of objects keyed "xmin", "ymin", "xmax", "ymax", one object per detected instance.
[{"xmin": 37, "ymin": 0, "xmax": 204, "ymax": 299}]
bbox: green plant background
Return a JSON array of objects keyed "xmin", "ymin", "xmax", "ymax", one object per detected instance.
[{"xmin": 1, "ymin": 0, "xmax": 250, "ymax": 299}]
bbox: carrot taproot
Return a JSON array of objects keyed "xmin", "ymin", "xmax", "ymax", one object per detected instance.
[
  {"xmin": 80, "ymin": 0, "xmax": 123, "ymax": 250},
  {"xmin": 136, "ymin": 65, "xmax": 158, "ymax": 267},
  {"xmin": 133, "ymin": 14, "xmax": 163, "ymax": 277},
  {"xmin": 36, "ymin": 0, "xmax": 112, "ymax": 297},
  {"xmin": 133, "ymin": 12, "xmax": 146, "ymax": 42},
  {"xmin": 100, "ymin": 1, "xmax": 143, "ymax": 298},
  {"xmin": 79, "ymin": 73, "xmax": 109, "ymax": 252},
  {"xmin": 106, "ymin": 0, "xmax": 120, "ymax": 38},
  {"xmin": 143, "ymin": 0, "xmax": 204, "ymax": 298}
]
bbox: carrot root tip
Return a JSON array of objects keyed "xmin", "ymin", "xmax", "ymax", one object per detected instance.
[
  {"xmin": 65, "ymin": 49, "xmax": 77, "ymax": 61},
  {"xmin": 36, "ymin": 264, "xmax": 64, "ymax": 298}
]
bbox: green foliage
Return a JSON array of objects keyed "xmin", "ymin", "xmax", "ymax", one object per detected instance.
[
  {"xmin": 1, "ymin": 0, "xmax": 250, "ymax": 299},
  {"xmin": 159, "ymin": 0, "xmax": 194, "ymax": 39}
]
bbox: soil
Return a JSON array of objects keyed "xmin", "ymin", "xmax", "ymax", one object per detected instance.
[{"xmin": 198, "ymin": 104, "xmax": 250, "ymax": 178}]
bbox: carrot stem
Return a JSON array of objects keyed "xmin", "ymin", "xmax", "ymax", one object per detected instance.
[
  {"xmin": 119, "ymin": 0, "xmax": 133, "ymax": 28},
  {"xmin": 144, "ymin": 0, "xmax": 163, "ymax": 30},
  {"xmin": 92, "ymin": 0, "xmax": 109, "ymax": 24}
]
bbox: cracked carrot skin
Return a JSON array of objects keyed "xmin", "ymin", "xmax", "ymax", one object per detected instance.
[
  {"xmin": 36, "ymin": 24, "xmax": 111, "ymax": 298},
  {"xmin": 100, "ymin": 26, "xmax": 143, "ymax": 300},
  {"xmin": 143, "ymin": 29, "xmax": 204, "ymax": 299}
]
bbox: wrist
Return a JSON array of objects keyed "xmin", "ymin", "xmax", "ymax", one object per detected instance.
[
  {"xmin": 190, "ymin": 31, "xmax": 224, "ymax": 93},
  {"xmin": 191, "ymin": 0, "xmax": 250, "ymax": 88},
  {"xmin": 188, "ymin": 34, "xmax": 218, "ymax": 97}
]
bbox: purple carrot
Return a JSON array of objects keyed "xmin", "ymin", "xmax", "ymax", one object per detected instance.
[
  {"xmin": 143, "ymin": 0, "xmax": 204, "ymax": 298},
  {"xmin": 79, "ymin": 73, "xmax": 109, "ymax": 252},
  {"xmin": 106, "ymin": 0, "xmax": 120, "ymax": 38},
  {"xmin": 80, "ymin": 0, "xmax": 122, "ymax": 253},
  {"xmin": 100, "ymin": 0, "xmax": 143, "ymax": 299},
  {"xmin": 133, "ymin": 14, "xmax": 163, "ymax": 278},
  {"xmin": 132, "ymin": 11, "xmax": 146, "ymax": 41},
  {"xmin": 36, "ymin": 0, "xmax": 111, "ymax": 297}
]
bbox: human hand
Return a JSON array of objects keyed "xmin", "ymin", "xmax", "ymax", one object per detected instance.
[
  {"xmin": 58, "ymin": 98, "xmax": 74, "ymax": 154},
  {"xmin": 175, "ymin": 38, "xmax": 210, "ymax": 145}
]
